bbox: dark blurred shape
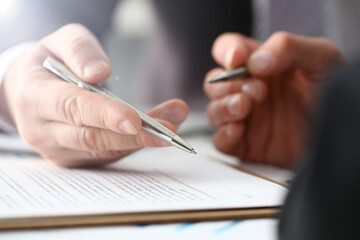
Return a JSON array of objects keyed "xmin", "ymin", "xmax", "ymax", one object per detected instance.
[
  {"xmin": 150, "ymin": 0, "xmax": 252, "ymax": 107},
  {"xmin": 279, "ymin": 59, "xmax": 360, "ymax": 239},
  {"xmin": 0, "ymin": 0, "xmax": 252, "ymax": 109}
]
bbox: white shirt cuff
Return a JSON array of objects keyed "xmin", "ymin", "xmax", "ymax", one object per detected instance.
[{"xmin": 0, "ymin": 42, "xmax": 36, "ymax": 134}]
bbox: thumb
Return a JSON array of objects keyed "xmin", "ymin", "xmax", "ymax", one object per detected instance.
[
  {"xmin": 40, "ymin": 23, "xmax": 111, "ymax": 83},
  {"xmin": 212, "ymin": 32, "xmax": 260, "ymax": 70},
  {"xmin": 247, "ymin": 32, "xmax": 344, "ymax": 78}
]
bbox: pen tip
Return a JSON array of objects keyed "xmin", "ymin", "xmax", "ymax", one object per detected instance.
[{"xmin": 191, "ymin": 150, "xmax": 197, "ymax": 154}]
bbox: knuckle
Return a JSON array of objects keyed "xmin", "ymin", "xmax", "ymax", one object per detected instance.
[
  {"xmin": 57, "ymin": 23, "xmax": 93, "ymax": 59},
  {"xmin": 238, "ymin": 94, "xmax": 251, "ymax": 119},
  {"xmin": 77, "ymin": 127, "xmax": 97, "ymax": 150},
  {"xmin": 271, "ymin": 31, "xmax": 294, "ymax": 50},
  {"xmin": 75, "ymin": 127, "xmax": 106, "ymax": 151},
  {"xmin": 40, "ymin": 23, "xmax": 92, "ymax": 54},
  {"xmin": 65, "ymin": 35, "xmax": 93, "ymax": 60},
  {"xmin": 97, "ymin": 99, "xmax": 112, "ymax": 129},
  {"xmin": 57, "ymin": 96, "xmax": 81, "ymax": 126},
  {"xmin": 213, "ymin": 131, "xmax": 228, "ymax": 153}
]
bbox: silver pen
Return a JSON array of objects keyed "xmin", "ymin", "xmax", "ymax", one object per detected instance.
[
  {"xmin": 207, "ymin": 66, "xmax": 249, "ymax": 83},
  {"xmin": 43, "ymin": 57, "xmax": 196, "ymax": 154}
]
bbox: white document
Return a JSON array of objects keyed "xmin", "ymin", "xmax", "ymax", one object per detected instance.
[{"xmin": 0, "ymin": 148, "xmax": 287, "ymax": 219}]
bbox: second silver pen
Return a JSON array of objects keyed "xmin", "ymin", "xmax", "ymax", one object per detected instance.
[
  {"xmin": 207, "ymin": 66, "xmax": 249, "ymax": 83},
  {"xmin": 43, "ymin": 57, "xmax": 196, "ymax": 154}
]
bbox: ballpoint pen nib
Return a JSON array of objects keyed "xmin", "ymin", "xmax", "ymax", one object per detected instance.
[{"xmin": 172, "ymin": 135, "xmax": 197, "ymax": 154}]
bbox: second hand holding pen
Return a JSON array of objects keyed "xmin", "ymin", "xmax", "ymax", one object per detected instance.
[{"xmin": 43, "ymin": 57, "xmax": 196, "ymax": 154}]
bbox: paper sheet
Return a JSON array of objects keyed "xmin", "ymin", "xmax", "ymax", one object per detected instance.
[{"xmin": 0, "ymin": 148, "xmax": 287, "ymax": 219}]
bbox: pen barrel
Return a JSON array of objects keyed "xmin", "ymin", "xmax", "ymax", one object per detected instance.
[
  {"xmin": 87, "ymin": 84, "xmax": 194, "ymax": 153},
  {"xmin": 97, "ymin": 87, "xmax": 177, "ymax": 139},
  {"xmin": 43, "ymin": 57, "xmax": 195, "ymax": 153}
]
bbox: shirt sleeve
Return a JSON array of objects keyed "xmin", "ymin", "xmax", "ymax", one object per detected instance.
[{"xmin": 0, "ymin": 42, "xmax": 36, "ymax": 134}]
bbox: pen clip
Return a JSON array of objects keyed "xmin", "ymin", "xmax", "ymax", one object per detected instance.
[
  {"xmin": 43, "ymin": 57, "xmax": 91, "ymax": 91},
  {"xmin": 44, "ymin": 57, "xmax": 119, "ymax": 100}
]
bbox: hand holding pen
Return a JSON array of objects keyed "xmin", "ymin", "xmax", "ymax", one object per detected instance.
[
  {"xmin": 43, "ymin": 57, "xmax": 195, "ymax": 154},
  {"xmin": 1, "ymin": 24, "xmax": 191, "ymax": 167},
  {"xmin": 204, "ymin": 32, "xmax": 344, "ymax": 168}
]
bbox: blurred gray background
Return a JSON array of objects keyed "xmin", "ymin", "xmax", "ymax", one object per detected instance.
[
  {"xmin": 0, "ymin": 0, "xmax": 252, "ymax": 113},
  {"xmin": 2, "ymin": 0, "xmax": 360, "ymax": 113}
]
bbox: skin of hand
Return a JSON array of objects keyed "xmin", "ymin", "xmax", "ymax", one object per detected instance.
[
  {"xmin": 204, "ymin": 32, "xmax": 345, "ymax": 168},
  {"xmin": 0, "ymin": 24, "xmax": 189, "ymax": 167}
]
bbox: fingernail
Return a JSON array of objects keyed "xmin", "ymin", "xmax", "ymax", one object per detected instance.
[
  {"xmin": 242, "ymin": 79, "xmax": 263, "ymax": 102},
  {"xmin": 225, "ymin": 48, "xmax": 236, "ymax": 70},
  {"xmin": 84, "ymin": 59, "xmax": 108, "ymax": 77},
  {"xmin": 227, "ymin": 95, "xmax": 241, "ymax": 116},
  {"xmin": 249, "ymin": 50, "xmax": 274, "ymax": 73},
  {"xmin": 119, "ymin": 120, "xmax": 138, "ymax": 135}
]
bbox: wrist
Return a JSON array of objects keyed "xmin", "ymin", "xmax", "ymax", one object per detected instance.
[
  {"xmin": 0, "ymin": 42, "xmax": 36, "ymax": 133},
  {"xmin": 0, "ymin": 56, "xmax": 22, "ymax": 133}
]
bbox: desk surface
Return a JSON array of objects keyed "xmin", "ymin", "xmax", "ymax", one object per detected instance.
[{"xmin": 0, "ymin": 219, "xmax": 278, "ymax": 240}]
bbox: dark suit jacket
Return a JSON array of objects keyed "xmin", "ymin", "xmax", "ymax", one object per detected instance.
[{"xmin": 279, "ymin": 59, "xmax": 360, "ymax": 239}]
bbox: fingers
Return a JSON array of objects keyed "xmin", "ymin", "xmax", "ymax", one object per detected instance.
[
  {"xmin": 247, "ymin": 31, "xmax": 344, "ymax": 78},
  {"xmin": 204, "ymin": 68, "xmax": 246, "ymax": 98},
  {"xmin": 7, "ymin": 24, "xmax": 192, "ymax": 167},
  {"xmin": 139, "ymin": 99, "xmax": 189, "ymax": 146},
  {"xmin": 14, "ymin": 46, "xmax": 142, "ymax": 136},
  {"xmin": 50, "ymin": 123, "xmax": 154, "ymax": 152},
  {"xmin": 37, "ymin": 83, "xmax": 188, "ymax": 136},
  {"xmin": 40, "ymin": 23, "xmax": 111, "ymax": 83},
  {"xmin": 36, "ymin": 80, "xmax": 142, "ymax": 135},
  {"xmin": 38, "ymin": 99, "xmax": 188, "ymax": 157},
  {"xmin": 22, "ymin": 99, "xmax": 188, "ymax": 167},
  {"xmin": 212, "ymin": 32, "xmax": 260, "ymax": 69},
  {"xmin": 147, "ymin": 99, "xmax": 189, "ymax": 129},
  {"xmin": 205, "ymin": 34, "xmax": 265, "ymax": 103},
  {"xmin": 204, "ymin": 68, "xmax": 268, "ymax": 102},
  {"xmin": 207, "ymin": 93, "xmax": 251, "ymax": 127},
  {"xmin": 47, "ymin": 118, "xmax": 176, "ymax": 153},
  {"xmin": 212, "ymin": 122, "xmax": 244, "ymax": 154},
  {"xmin": 240, "ymin": 79, "xmax": 268, "ymax": 103}
]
